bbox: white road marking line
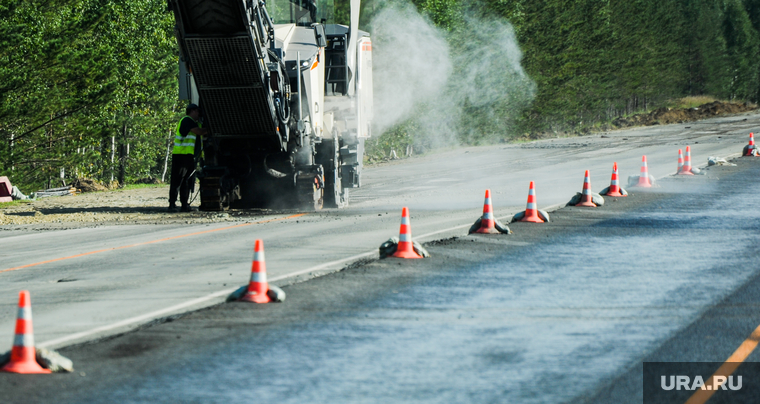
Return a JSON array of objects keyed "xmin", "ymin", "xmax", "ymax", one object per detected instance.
[
  {"xmin": 37, "ymin": 288, "xmax": 237, "ymax": 349},
  {"xmin": 269, "ymin": 251, "xmax": 378, "ymax": 281}
]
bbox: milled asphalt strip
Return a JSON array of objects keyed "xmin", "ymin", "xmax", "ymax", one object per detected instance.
[{"xmin": 36, "ymin": 151, "xmax": 721, "ymax": 349}]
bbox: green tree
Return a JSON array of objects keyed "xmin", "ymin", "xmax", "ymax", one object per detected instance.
[
  {"xmin": 722, "ymin": 0, "xmax": 760, "ymax": 100},
  {"xmin": 0, "ymin": 0, "xmax": 178, "ymax": 192}
]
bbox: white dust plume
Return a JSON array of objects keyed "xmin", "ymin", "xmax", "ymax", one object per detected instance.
[{"xmin": 369, "ymin": 3, "xmax": 536, "ymax": 148}]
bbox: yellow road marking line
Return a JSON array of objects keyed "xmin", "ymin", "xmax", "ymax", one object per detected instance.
[
  {"xmin": 0, "ymin": 213, "xmax": 307, "ymax": 274},
  {"xmin": 685, "ymin": 324, "xmax": 760, "ymax": 404}
]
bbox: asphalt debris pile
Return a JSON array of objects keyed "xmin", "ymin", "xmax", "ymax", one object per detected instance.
[
  {"xmin": 0, "ymin": 348, "xmax": 74, "ymax": 373},
  {"xmin": 708, "ymin": 156, "xmax": 737, "ymax": 166},
  {"xmin": 379, "ymin": 237, "xmax": 431, "ymax": 258},
  {"xmin": 71, "ymin": 178, "xmax": 109, "ymax": 192},
  {"xmin": 35, "ymin": 186, "xmax": 79, "ymax": 198},
  {"xmin": 613, "ymin": 101, "xmax": 756, "ymax": 127},
  {"xmin": 567, "ymin": 192, "xmax": 605, "ymax": 206}
]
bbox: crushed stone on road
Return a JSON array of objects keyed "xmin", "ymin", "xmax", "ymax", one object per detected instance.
[{"xmin": 0, "ymin": 185, "xmax": 281, "ymax": 229}]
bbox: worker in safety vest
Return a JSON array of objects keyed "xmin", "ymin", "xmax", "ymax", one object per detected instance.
[{"xmin": 169, "ymin": 103, "xmax": 208, "ymax": 212}]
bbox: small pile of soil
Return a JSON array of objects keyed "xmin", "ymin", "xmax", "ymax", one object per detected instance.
[
  {"xmin": 71, "ymin": 178, "xmax": 109, "ymax": 193},
  {"xmin": 134, "ymin": 177, "xmax": 161, "ymax": 185},
  {"xmin": 613, "ymin": 101, "xmax": 756, "ymax": 128}
]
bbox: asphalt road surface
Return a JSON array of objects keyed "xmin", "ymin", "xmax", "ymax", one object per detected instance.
[{"xmin": 2, "ymin": 112, "xmax": 760, "ymax": 403}]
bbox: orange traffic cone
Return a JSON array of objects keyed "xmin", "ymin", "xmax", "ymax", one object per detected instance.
[
  {"xmin": 391, "ymin": 207, "xmax": 422, "ymax": 258},
  {"xmin": 520, "ymin": 181, "xmax": 545, "ymax": 222},
  {"xmin": 679, "ymin": 146, "xmax": 694, "ymax": 175},
  {"xmin": 745, "ymin": 133, "xmax": 757, "ymax": 156},
  {"xmin": 634, "ymin": 156, "xmax": 652, "ymax": 187},
  {"xmin": 677, "ymin": 149, "xmax": 684, "ymax": 173},
  {"xmin": 240, "ymin": 240, "xmax": 272, "ymax": 303},
  {"xmin": 474, "ymin": 189, "xmax": 500, "ymax": 234},
  {"xmin": 603, "ymin": 162, "xmax": 626, "ymax": 197},
  {"xmin": 1, "ymin": 291, "xmax": 50, "ymax": 374},
  {"xmin": 576, "ymin": 170, "xmax": 596, "ymax": 207}
]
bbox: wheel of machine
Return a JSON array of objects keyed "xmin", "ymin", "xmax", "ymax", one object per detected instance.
[
  {"xmin": 296, "ymin": 174, "xmax": 323, "ymax": 211},
  {"xmin": 321, "ymin": 132, "xmax": 348, "ymax": 208},
  {"xmin": 199, "ymin": 176, "xmax": 226, "ymax": 211},
  {"xmin": 313, "ymin": 179, "xmax": 324, "ymax": 211}
]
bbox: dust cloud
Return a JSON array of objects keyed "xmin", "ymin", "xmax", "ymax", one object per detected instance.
[
  {"xmin": 369, "ymin": 2, "xmax": 452, "ymax": 136},
  {"xmin": 369, "ymin": 2, "xmax": 536, "ymax": 148}
]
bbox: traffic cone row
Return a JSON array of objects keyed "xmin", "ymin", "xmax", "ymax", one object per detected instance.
[
  {"xmin": 473, "ymin": 190, "xmax": 499, "ymax": 234},
  {"xmin": 602, "ymin": 162, "xmax": 626, "ymax": 197},
  {"xmin": 1, "ymin": 291, "xmax": 50, "ymax": 374},
  {"xmin": 469, "ymin": 190, "xmax": 511, "ymax": 234},
  {"xmin": 5, "ymin": 134, "xmax": 746, "ymax": 370},
  {"xmin": 679, "ymin": 146, "xmax": 694, "ymax": 175},
  {"xmin": 237, "ymin": 137, "xmax": 737, "ymax": 301},
  {"xmin": 744, "ymin": 133, "xmax": 758, "ymax": 156},
  {"xmin": 240, "ymin": 239, "xmax": 272, "ymax": 303},
  {"xmin": 522, "ymin": 145, "xmax": 714, "ymax": 220},
  {"xmin": 576, "ymin": 170, "xmax": 597, "ymax": 207},
  {"xmin": 677, "ymin": 149, "xmax": 684, "ymax": 173},
  {"xmin": 392, "ymin": 207, "xmax": 423, "ymax": 259},
  {"xmin": 635, "ymin": 156, "xmax": 652, "ymax": 187},
  {"xmin": 521, "ymin": 181, "xmax": 546, "ymax": 222}
]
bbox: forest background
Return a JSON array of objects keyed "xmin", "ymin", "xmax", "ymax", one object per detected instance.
[{"xmin": 1, "ymin": 0, "xmax": 759, "ymax": 191}]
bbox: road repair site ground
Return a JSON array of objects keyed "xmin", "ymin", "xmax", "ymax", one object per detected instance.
[
  {"xmin": 3, "ymin": 154, "xmax": 760, "ymax": 403},
  {"xmin": 3, "ymin": 111, "xmax": 760, "ymax": 402}
]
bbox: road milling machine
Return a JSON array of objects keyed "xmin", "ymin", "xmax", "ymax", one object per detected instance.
[{"xmin": 168, "ymin": 0, "xmax": 372, "ymax": 210}]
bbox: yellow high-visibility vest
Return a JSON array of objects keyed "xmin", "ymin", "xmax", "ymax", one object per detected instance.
[{"xmin": 173, "ymin": 116, "xmax": 201, "ymax": 155}]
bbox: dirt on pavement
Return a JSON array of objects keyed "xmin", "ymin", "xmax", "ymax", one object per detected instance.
[
  {"xmin": 612, "ymin": 101, "xmax": 756, "ymax": 127},
  {"xmin": 0, "ymin": 185, "xmax": 266, "ymax": 230}
]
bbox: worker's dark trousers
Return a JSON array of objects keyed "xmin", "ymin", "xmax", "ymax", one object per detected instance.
[{"xmin": 169, "ymin": 154, "xmax": 195, "ymax": 207}]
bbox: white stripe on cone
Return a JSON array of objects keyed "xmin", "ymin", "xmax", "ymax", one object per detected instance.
[
  {"xmin": 14, "ymin": 333, "xmax": 33, "ymax": 347},
  {"xmin": 254, "ymin": 251, "xmax": 265, "ymax": 262},
  {"xmin": 251, "ymin": 272, "xmax": 267, "ymax": 283},
  {"xmin": 17, "ymin": 307, "xmax": 31, "ymax": 321}
]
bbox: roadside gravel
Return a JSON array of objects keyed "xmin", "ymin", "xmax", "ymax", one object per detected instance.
[{"xmin": 0, "ymin": 186, "xmax": 266, "ymax": 230}]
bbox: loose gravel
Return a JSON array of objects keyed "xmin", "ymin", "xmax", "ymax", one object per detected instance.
[{"xmin": 0, "ymin": 186, "xmax": 276, "ymax": 230}]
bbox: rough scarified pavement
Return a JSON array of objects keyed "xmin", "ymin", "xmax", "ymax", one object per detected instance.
[
  {"xmin": 3, "ymin": 157, "xmax": 760, "ymax": 403},
  {"xmin": 0, "ymin": 185, "xmax": 270, "ymax": 229}
]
